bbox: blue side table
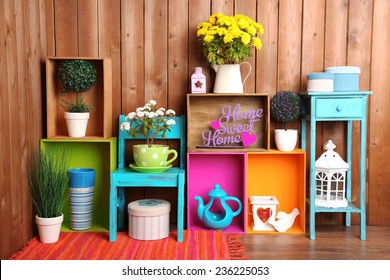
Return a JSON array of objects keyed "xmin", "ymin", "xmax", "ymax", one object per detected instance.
[{"xmin": 300, "ymin": 91, "xmax": 372, "ymax": 240}]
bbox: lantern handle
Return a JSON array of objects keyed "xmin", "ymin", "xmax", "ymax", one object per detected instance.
[{"xmin": 323, "ymin": 140, "xmax": 336, "ymax": 151}]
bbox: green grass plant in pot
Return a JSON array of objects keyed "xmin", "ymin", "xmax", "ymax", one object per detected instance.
[
  {"xmin": 270, "ymin": 90, "xmax": 302, "ymax": 151},
  {"xmin": 58, "ymin": 59, "xmax": 97, "ymax": 137},
  {"xmin": 29, "ymin": 148, "xmax": 70, "ymax": 243}
]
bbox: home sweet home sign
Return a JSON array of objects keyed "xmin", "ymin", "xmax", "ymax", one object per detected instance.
[
  {"xmin": 187, "ymin": 94, "xmax": 270, "ymax": 152},
  {"xmin": 201, "ymin": 103, "xmax": 263, "ymax": 148}
]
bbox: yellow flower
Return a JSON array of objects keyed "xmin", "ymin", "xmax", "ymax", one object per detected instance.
[
  {"xmin": 223, "ymin": 33, "xmax": 234, "ymax": 43},
  {"xmin": 241, "ymin": 33, "xmax": 251, "ymax": 45},
  {"xmin": 217, "ymin": 27, "xmax": 227, "ymax": 36},
  {"xmin": 247, "ymin": 25, "xmax": 257, "ymax": 35},
  {"xmin": 197, "ymin": 13, "xmax": 264, "ymax": 66},
  {"xmin": 238, "ymin": 18, "xmax": 249, "ymax": 29},
  {"xmin": 253, "ymin": 37, "xmax": 262, "ymax": 49},
  {"xmin": 204, "ymin": 35, "xmax": 214, "ymax": 43},
  {"xmin": 197, "ymin": 27, "xmax": 208, "ymax": 36}
]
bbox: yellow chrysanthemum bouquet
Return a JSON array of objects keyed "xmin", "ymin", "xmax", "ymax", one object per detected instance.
[{"xmin": 197, "ymin": 13, "xmax": 264, "ymax": 67}]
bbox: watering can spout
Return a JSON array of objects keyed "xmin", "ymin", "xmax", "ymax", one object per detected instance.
[{"xmin": 194, "ymin": 196, "xmax": 205, "ymax": 220}]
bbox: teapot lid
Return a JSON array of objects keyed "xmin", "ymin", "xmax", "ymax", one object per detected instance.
[{"xmin": 208, "ymin": 184, "xmax": 226, "ymax": 198}]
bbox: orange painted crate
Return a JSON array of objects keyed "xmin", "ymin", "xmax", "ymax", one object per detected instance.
[
  {"xmin": 46, "ymin": 57, "xmax": 112, "ymax": 139},
  {"xmin": 246, "ymin": 149, "xmax": 306, "ymax": 234}
]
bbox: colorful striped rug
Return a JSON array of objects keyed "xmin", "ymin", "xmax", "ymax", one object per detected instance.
[{"xmin": 9, "ymin": 230, "xmax": 248, "ymax": 260}]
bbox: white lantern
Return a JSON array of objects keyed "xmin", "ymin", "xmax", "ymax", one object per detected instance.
[{"xmin": 315, "ymin": 140, "xmax": 349, "ymax": 208}]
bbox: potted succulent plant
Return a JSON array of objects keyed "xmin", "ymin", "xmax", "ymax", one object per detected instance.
[
  {"xmin": 29, "ymin": 148, "xmax": 70, "ymax": 243},
  {"xmin": 58, "ymin": 59, "xmax": 97, "ymax": 137},
  {"xmin": 270, "ymin": 90, "xmax": 302, "ymax": 151}
]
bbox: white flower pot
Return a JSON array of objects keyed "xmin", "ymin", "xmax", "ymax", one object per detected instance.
[
  {"xmin": 64, "ymin": 112, "xmax": 90, "ymax": 137},
  {"xmin": 275, "ymin": 129, "xmax": 298, "ymax": 152},
  {"xmin": 35, "ymin": 214, "xmax": 63, "ymax": 243}
]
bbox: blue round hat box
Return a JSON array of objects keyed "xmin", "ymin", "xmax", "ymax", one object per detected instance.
[{"xmin": 325, "ymin": 66, "xmax": 360, "ymax": 92}]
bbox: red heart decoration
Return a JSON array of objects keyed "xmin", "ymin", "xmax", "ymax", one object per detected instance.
[{"xmin": 257, "ymin": 207, "xmax": 271, "ymax": 223}]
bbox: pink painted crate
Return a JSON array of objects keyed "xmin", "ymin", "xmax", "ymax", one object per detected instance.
[{"xmin": 187, "ymin": 152, "xmax": 246, "ymax": 232}]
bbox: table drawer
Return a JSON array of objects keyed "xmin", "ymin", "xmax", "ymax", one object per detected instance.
[{"xmin": 315, "ymin": 98, "xmax": 364, "ymax": 118}]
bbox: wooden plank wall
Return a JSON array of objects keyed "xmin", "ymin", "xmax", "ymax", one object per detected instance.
[{"xmin": 1, "ymin": 0, "xmax": 389, "ymax": 259}]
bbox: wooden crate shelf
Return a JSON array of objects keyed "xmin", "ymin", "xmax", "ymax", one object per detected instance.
[
  {"xmin": 246, "ymin": 149, "xmax": 306, "ymax": 234},
  {"xmin": 46, "ymin": 57, "xmax": 112, "ymax": 139},
  {"xmin": 187, "ymin": 93, "xmax": 270, "ymax": 152},
  {"xmin": 187, "ymin": 152, "xmax": 246, "ymax": 232},
  {"xmin": 40, "ymin": 137, "xmax": 117, "ymax": 232}
]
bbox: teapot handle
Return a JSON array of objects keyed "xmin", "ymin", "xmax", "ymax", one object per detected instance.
[
  {"xmin": 225, "ymin": 196, "xmax": 242, "ymax": 217},
  {"xmin": 240, "ymin": 62, "xmax": 252, "ymax": 87}
]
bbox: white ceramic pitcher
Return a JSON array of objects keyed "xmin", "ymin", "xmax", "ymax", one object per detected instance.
[{"xmin": 213, "ymin": 62, "xmax": 252, "ymax": 93}]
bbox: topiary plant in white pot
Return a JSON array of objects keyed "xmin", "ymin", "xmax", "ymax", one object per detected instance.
[
  {"xmin": 270, "ymin": 90, "xmax": 302, "ymax": 151},
  {"xmin": 58, "ymin": 59, "xmax": 97, "ymax": 137}
]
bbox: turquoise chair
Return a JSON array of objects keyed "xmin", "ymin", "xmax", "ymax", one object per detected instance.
[{"xmin": 109, "ymin": 115, "xmax": 186, "ymax": 242}]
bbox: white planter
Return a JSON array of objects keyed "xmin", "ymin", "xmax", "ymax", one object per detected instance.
[
  {"xmin": 275, "ymin": 129, "xmax": 298, "ymax": 152},
  {"xmin": 64, "ymin": 112, "xmax": 90, "ymax": 137},
  {"xmin": 35, "ymin": 214, "xmax": 63, "ymax": 243}
]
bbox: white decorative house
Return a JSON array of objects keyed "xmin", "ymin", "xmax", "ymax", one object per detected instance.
[{"xmin": 315, "ymin": 140, "xmax": 349, "ymax": 208}]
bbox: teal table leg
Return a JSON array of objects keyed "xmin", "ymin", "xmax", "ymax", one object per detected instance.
[
  {"xmin": 117, "ymin": 188, "xmax": 126, "ymax": 229},
  {"xmin": 109, "ymin": 174, "xmax": 117, "ymax": 242},
  {"xmin": 309, "ymin": 110, "xmax": 316, "ymax": 240},
  {"xmin": 346, "ymin": 121, "xmax": 353, "ymax": 227},
  {"xmin": 360, "ymin": 97, "xmax": 367, "ymax": 240},
  {"xmin": 177, "ymin": 171, "xmax": 185, "ymax": 242}
]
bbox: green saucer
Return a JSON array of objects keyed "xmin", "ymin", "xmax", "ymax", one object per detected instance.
[{"xmin": 129, "ymin": 163, "xmax": 172, "ymax": 173}]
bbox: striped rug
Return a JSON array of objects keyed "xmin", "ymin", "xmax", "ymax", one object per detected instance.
[{"xmin": 9, "ymin": 230, "xmax": 248, "ymax": 260}]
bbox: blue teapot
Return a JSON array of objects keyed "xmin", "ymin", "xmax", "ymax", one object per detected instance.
[{"xmin": 194, "ymin": 184, "xmax": 242, "ymax": 230}]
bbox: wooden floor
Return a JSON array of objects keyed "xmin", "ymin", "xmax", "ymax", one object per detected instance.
[{"xmin": 241, "ymin": 225, "xmax": 390, "ymax": 260}]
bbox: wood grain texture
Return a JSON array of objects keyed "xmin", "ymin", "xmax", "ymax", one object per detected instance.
[
  {"xmin": 1, "ymin": 0, "xmax": 44, "ymax": 260},
  {"xmin": 54, "ymin": 0, "xmax": 78, "ymax": 56},
  {"xmin": 188, "ymin": 0, "xmax": 211, "ymax": 92},
  {"xmin": 121, "ymin": 0, "xmax": 144, "ymax": 113},
  {"xmin": 98, "ymin": 0, "xmax": 121, "ymax": 133},
  {"xmin": 277, "ymin": 0, "xmax": 302, "ymax": 92},
  {"xmin": 144, "ymin": 0, "xmax": 168, "ymax": 106},
  {"xmin": 168, "ymin": 0, "xmax": 188, "ymax": 114},
  {"xmin": 256, "ymin": 0, "xmax": 278, "ymax": 95},
  {"xmin": 78, "ymin": 0, "xmax": 98, "ymax": 57},
  {"xmin": 242, "ymin": 225, "xmax": 390, "ymax": 260},
  {"xmin": 369, "ymin": 0, "xmax": 390, "ymax": 225}
]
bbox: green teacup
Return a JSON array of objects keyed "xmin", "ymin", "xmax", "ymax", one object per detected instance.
[{"xmin": 133, "ymin": 144, "xmax": 178, "ymax": 167}]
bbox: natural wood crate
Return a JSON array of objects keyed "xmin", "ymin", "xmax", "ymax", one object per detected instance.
[
  {"xmin": 187, "ymin": 93, "xmax": 270, "ymax": 152},
  {"xmin": 46, "ymin": 57, "xmax": 112, "ymax": 139}
]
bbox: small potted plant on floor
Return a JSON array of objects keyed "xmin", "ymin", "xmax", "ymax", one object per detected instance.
[
  {"xmin": 29, "ymin": 148, "xmax": 70, "ymax": 243},
  {"xmin": 270, "ymin": 90, "xmax": 302, "ymax": 151},
  {"xmin": 58, "ymin": 59, "xmax": 97, "ymax": 137}
]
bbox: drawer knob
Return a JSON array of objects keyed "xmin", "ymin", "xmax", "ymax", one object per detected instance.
[{"xmin": 336, "ymin": 105, "xmax": 343, "ymax": 112}]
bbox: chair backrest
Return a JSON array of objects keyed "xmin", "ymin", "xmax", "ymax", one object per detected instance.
[{"xmin": 118, "ymin": 115, "xmax": 186, "ymax": 169}]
